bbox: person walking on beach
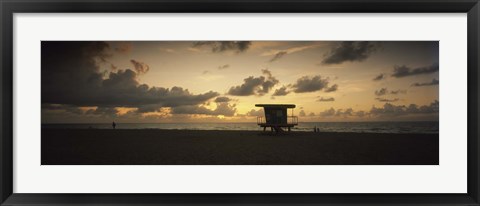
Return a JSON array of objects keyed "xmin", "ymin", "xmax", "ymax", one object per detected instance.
[{"xmin": 112, "ymin": 121, "xmax": 116, "ymax": 129}]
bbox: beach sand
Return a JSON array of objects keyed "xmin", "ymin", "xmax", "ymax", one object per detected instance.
[{"xmin": 41, "ymin": 129, "xmax": 438, "ymax": 165}]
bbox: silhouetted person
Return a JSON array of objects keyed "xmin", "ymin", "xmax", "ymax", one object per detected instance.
[
  {"xmin": 314, "ymin": 126, "xmax": 317, "ymax": 132},
  {"xmin": 112, "ymin": 121, "xmax": 116, "ymax": 129},
  {"xmin": 316, "ymin": 127, "xmax": 320, "ymax": 133}
]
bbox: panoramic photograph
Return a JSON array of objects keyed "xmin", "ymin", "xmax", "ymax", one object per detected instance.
[{"xmin": 41, "ymin": 41, "xmax": 439, "ymax": 165}]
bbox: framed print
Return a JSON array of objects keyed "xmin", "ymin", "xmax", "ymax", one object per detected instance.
[{"xmin": 1, "ymin": 0, "xmax": 479, "ymax": 205}]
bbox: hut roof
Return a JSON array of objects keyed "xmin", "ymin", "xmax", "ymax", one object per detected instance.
[{"xmin": 255, "ymin": 104, "xmax": 296, "ymax": 108}]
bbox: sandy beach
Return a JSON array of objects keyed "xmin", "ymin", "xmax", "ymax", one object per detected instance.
[{"xmin": 41, "ymin": 129, "xmax": 439, "ymax": 165}]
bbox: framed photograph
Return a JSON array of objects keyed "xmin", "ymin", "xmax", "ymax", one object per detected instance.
[{"xmin": 1, "ymin": 0, "xmax": 479, "ymax": 205}]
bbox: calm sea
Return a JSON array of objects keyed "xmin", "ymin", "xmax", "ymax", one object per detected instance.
[{"xmin": 42, "ymin": 121, "xmax": 439, "ymax": 134}]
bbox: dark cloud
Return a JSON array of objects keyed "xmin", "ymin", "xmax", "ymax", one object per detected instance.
[
  {"xmin": 42, "ymin": 103, "xmax": 69, "ymax": 110},
  {"xmin": 369, "ymin": 100, "xmax": 438, "ymax": 117},
  {"xmin": 218, "ymin": 64, "xmax": 230, "ymax": 70},
  {"xmin": 192, "ymin": 41, "xmax": 251, "ymax": 53},
  {"xmin": 227, "ymin": 69, "xmax": 279, "ymax": 96},
  {"xmin": 291, "ymin": 75, "xmax": 332, "ymax": 93},
  {"xmin": 130, "ymin": 59, "xmax": 150, "ymax": 74},
  {"xmin": 375, "ymin": 88, "xmax": 388, "ymax": 96},
  {"xmin": 411, "ymin": 78, "xmax": 439, "ymax": 87},
  {"xmin": 373, "ymin": 73, "xmax": 385, "ymax": 81},
  {"xmin": 314, "ymin": 101, "xmax": 439, "ymax": 119},
  {"xmin": 375, "ymin": 98, "xmax": 400, "ymax": 102},
  {"xmin": 318, "ymin": 97, "xmax": 335, "ymax": 102},
  {"xmin": 409, "ymin": 100, "xmax": 439, "ymax": 114},
  {"xmin": 214, "ymin": 96, "xmax": 232, "ymax": 103},
  {"xmin": 272, "ymin": 86, "xmax": 290, "ymax": 96},
  {"xmin": 318, "ymin": 107, "xmax": 368, "ymax": 118},
  {"xmin": 322, "ymin": 41, "xmax": 379, "ymax": 65},
  {"xmin": 42, "ymin": 104, "xmax": 85, "ymax": 115},
  {"xmin": 336, "ymin": 108, "xmax": 354, "ymax": 117},
  {"xmin": 320, "ymin": 108, "xmax": 355, "ymax": 117},
  {"xmin": 103, "ymin": 70, "xmax": 219, "ymax": 108},
  {"xmin": 171, "ymin": 102, "xmax": 236, "ymax": 117},
  {"xmin": 308, "ymin": 112, "xmax": 316, "ymax": 117},
  {"xmin": 260, "ymin": 69, "xmax": 279, "ymax": 94},
  {"xmin": 85, "ymin": 107, "xmax": 119, "ymax": 117},
  {"xmin": 228, "ymin": 76, "xmax": 265, "ymax": 96},
  {"xmin": 391, "ymin": 63, "xmax": 439, "ymax": 78},
  {"xmin": 269, "ymin": 51, "xmax": 287, "ymax": 62},
  {"xmin": 375, "ymin": 88, "xmax": 406, "ymax": 96},
  {"xmin": 390, "ymin": 90, "xmax": 407, "ymax": 95},
  {"xmin": 355, "ymin": 111, "xmax": 366, "ymax": 117},
  {"xmin": 41, "ymin": 41, "xmax": 219, "ymax": 115},
  {"xmin": 324, "ymin": 84, "xmax": 338, "ymax": 93},
  {"xmin": 202, "ymin": 70, "xmax": 210, "ymax": 75}
]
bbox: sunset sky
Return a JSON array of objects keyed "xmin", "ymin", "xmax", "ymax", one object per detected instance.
[{"xmin": 41, "ymin": 41, "xmax": 439, "ymax": 123}]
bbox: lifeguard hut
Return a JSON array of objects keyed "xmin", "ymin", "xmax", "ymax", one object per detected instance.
[{"xmin": 255, "ymin": 104, "xmax": 298, "ymax": 133}]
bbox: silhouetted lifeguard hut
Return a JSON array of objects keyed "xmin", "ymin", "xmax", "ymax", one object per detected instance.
[{"xmin": 255, "ymin": 104, "xmax": 298, "ymax": 132}]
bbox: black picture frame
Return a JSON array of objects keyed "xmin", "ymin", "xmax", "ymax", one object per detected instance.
[{"xmin": 1, "ymin": 0, "xmax": 479, "ymax": 205}]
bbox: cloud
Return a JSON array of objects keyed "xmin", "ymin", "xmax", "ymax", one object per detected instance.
[
  {"xmin": 336, "ymin": 108, "xmax": 354, "ymax": 117},
  {"xmin": 130, "ymin": 59, "xmax": 150, "ymax": 74},
  {"xmin": 324, "ymin": 84, "xmax": 338, "ymax": 92},
  {"xmin": 218, "ymin": 64, "xmax": 230, "ymax": 70},
  {"xmin": 369, "ymin": 100, "xmax": 438, "ymax": 116},
  {"xmin": 228, "ymin": 76, "xmax": 265, "ymax": 96},
  {"xmin": 214, "ymin": 96, "xmax": 232, "ymax": 102},
  {"xmin": 319, "ymin": 108, "xmax": 336, "ymax": 117},
  {"xmin": 272, "ymin": 86, "xmax": 290, "ymax": 96},
  {"xmin": 373, "ymin": 73, "xmax": 385, "ymax": 81},
  {"xmin": 390, "ymin": 90, "xmax": 407, "ymax": 95},
  {"xmin": 246, "ymin": 109, "xmax": 264, "ymax": 116},
  {"xmin": 322, "ymin": 41, "xmax": 379, "ymax": 65},
  {"xmin": 308, "ymin": 112, "xmax": 316, "ymax": 117},
  {"xmin": 192, "ymin": 41, "xmax": 251, "ymax": 53},
  {"xmin": 86, "ymin": 107, "xmax": 119, "ymax": 117},
  {"xmin": 407, "ymin": 100, "xmax": 439, "ymax": 114},
  {"xmin": 42, "ymin": 104, "xmax": 85, "ymax": 115},
  {"xmin": 313, "ymin": 101, "xmax": 439, "ymax": 119},
  {"xmin": 375, "ymin": 98, "xmax": 400, "ymax": 102},
  {"xmin": 355, "ymin": 111, "xmax": 366, "ymax": 117},
  {"xmin": 375, "ymin": 88, "xmax": 388, "ymax": 96},
  {"xmin": 261, "ymin": 44, "xmax": 319, "ymax": 57},
  {"xmin": 171, "ymin": 102, "xmax": 237, "ymax": 117},
  {"xmin": 318, "ymin": 97, "xmax": 335, "ymax": 102},
  {"xmin": 202, "ymin": 70, "xmax": 210, "ymax": 75},
  {"xmin": 41, "ymin": 41, "xmax": 220, "ymax": 116},
  {"xmin": 269, "ymin": 51, "xmax": 287, "ymax": 62},
  {"xmin": 375, "ymin": 88, "xmax": 406, "ymax": 96},
  {"xmin": 319, "ymin": 107, "xmax": 356, "ymax": 118},
  {"xmin": 391, "ymin": 63, "xmax": 439, "ymax": 78},
  {"xmin": 227, "ymin": 69, "xmax": 279, "ymax": 96},
  {"xmin": 411, "ymin": 78, "xmax": 439, "ymax": 87},
  {"xmin": 291, "ymin": 75, "xmax": 333, "ymax": 93}
]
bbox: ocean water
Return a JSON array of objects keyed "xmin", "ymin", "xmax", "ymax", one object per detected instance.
[{"xmin": 42, "ymin": 121, "xmax": 439, "ymax": 134}]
